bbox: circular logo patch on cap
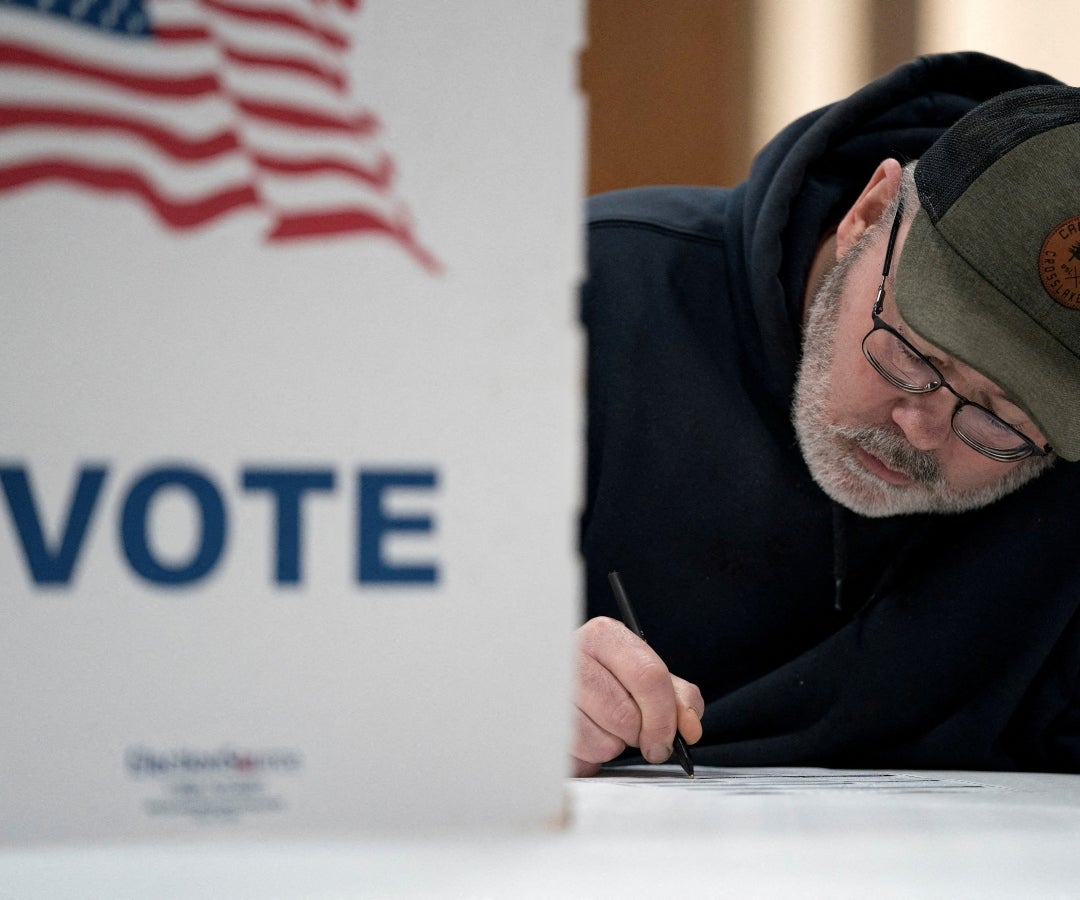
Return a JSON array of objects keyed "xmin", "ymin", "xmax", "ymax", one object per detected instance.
[{"xmin": 1040, "ymin": 215, "xmax": 1080, "ymax": 310}]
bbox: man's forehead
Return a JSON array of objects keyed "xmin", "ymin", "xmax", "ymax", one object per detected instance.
[{"xmin": 882, "ymin": 279, "xmax": 1022, "ymax": 405}]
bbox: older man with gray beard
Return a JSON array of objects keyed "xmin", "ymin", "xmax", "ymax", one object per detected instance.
[
  {"xmin": 794, "ymin": 162, "xmax": 1056, "ymax": 519},
  {"xmin": 573, "ymin": 55, "xmax": 1080, "ymax": 777}
]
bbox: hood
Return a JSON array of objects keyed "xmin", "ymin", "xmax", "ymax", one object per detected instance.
[{"xmin": 739, "ymin": 51, "xmax": 1062, "ymax": 406}]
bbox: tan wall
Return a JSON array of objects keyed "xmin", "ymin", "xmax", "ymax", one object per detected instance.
[
  {"xmin": 583, "ymin": 0, "xmax": 1078, "ymax": 197},
  {"xmin": 918, "ymin": 0, "xmax": 1080, "ymax": 85},
  {"xmin": 581, "ymin": 1, "xmax": 756, "ymax": 195}
]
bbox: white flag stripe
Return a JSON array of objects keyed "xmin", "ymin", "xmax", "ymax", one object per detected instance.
[
  {"xmin": 259, "ymin": 170, "xmax": 403, "ymax": 218},
  {"xmin": 207, "ymin": 13, "xmax": 346, "ymax": 67},
  {"xmin": 239, "ymin": 122, "xmax": 387, "ymax": 168},
  {"xmin": 191, "ymin": 0, "xmax": 354, "ymax": 41},
  {"xmin": 0, "ymin": 73, "xmax": 236, "ymax": 135},
  {"xmin": 145, "ymin": 0, "xmax": 205, "ymax": 29},
  {"xmin": 220, "ymin": 68, "xmax": 358, "ymax": 120},
  {"xmin": 0, "ymin": 130, "xmax": 252, "ymax": 196}
]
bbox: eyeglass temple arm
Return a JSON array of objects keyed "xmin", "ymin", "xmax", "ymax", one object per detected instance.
[{"xmin": 874, "ymin": 199, "xmax": 906, "ymax": 316}]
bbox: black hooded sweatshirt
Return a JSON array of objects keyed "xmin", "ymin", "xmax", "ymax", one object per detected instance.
[{"xmin": 580, "ymin": 53, "xmax": 1080, "ymax": 772}]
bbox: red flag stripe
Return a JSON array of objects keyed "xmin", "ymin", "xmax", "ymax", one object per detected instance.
[
  {"xmin": 0, "ymin": 41, "xmax": 219, "ymax": 98},
  {"xmin": 235, "ymin": 96, "xmax": 378, "ymax": 133},
  {"xmin": 313, "ymin": 0, "xmax": 359, "ymax": 11},
  {"xmin": 222, "ymin": 45, "xmax": 346, "ymax": 92},
  {"xmin": 269, "ymin": 207, "xmax": 399, "ymax": 239},
  {"xmin": 0, "ymin": 105, "xmax": 391, "ymax": 185},
  {"xmin": 268, "ymin": 207, "xmax": 440, "ymax": 272},
  {"xmin": 0, "ymin": 158, "xmax": 259, "ymax": 227},
  {"xmin": 199, "ymin": 0, "xmax": 349, "ymax": 52},
  {"xmin": 152, "ymin": 24, "xmax": 214, "ymax": 42},
  {"xmin": 252, "ymin": 149, "xmax": 393, "ymax": 186},
  {"xmin": 0, "ymin": 105, "xmax": 241, "ymax": 161}
]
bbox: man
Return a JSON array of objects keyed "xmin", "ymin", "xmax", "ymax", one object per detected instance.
[{"xmin": 574, "ymin": 52, "xmax": 1080, "ymax": 776}]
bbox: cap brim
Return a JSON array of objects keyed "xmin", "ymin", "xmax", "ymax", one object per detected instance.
[{"xmin": 895, "ymin": 209, "xmax": 1080, "ymax": 460}]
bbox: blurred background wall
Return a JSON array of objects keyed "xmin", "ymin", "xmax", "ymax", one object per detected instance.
[{"xmin": 582, "ymin": 0, "xmax": 1080, "ymax": 196}]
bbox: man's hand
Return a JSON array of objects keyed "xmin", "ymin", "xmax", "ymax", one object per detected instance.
[{"xmin": 571, "ymin": 615, "xmax": 705, "ymax": 777}]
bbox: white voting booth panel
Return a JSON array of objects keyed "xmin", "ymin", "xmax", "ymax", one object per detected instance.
[{"xmin": 0, "ymin": 1, "xmax": 583, "ymax": 843}]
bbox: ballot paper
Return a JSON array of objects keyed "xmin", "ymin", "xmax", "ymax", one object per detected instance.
[
  {"xmin": 568, "ymin": 764, "xmax": 1080, "ymax": 844},
  {"xmin": 590, "ymin": 766, "xmax": 1001, "ymax": 793}
]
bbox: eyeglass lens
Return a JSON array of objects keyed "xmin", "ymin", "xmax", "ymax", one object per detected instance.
[{"xmin": 863, "ymin": 326, "xmax": 1033, "ymax": 456}]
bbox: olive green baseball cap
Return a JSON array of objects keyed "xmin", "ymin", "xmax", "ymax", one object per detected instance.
[{"xmin": 895, "ymin": 85, "xmax": 1080, "ymax": 461}]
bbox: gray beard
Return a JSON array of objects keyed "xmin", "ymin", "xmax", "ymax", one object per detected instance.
[{"xmin": 791, "ymin": 242, "xmax": 1054, "ymax": 518}]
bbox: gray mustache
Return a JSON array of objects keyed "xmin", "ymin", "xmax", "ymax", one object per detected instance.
[{"xmin": 837, "ymin": 426, "xmax": 942, "ymax": 485}]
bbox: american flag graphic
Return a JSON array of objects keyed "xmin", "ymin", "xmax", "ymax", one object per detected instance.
[{"xmin": 0, "ymin": 0, "xmax": 438, "ymax": 271}]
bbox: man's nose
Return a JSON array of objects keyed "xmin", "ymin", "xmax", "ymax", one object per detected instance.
[{"xmin": 889, "ymin": 390, "xmax": 955, "ymax": 452}]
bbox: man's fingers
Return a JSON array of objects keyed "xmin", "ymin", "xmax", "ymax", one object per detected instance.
[
  {"xmin": 573, "ymin": 616, "xmax": 707, "ymax": 772},
  {"xmin": 576, "ymin": 616, "xmax": 680, "ymax": 764},
  {"xmin": 571, "ymin": 705, "xmax": 626, "ymax": 767},
  {"xmin": 673, "ymin": 675, "xmax": 705, "ymax": 745},
  {"xmin": 571, "ymin": 757, "xmax": 601, "ymax": 778},
  {"xmin": 576, "ymin": 638, "xmax": 667, "ymax": 763}
]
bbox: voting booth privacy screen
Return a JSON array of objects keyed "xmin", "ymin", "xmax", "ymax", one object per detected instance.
[{"xmin": 0, "ymin": 0, "xmax": 583, "ymax": 842}]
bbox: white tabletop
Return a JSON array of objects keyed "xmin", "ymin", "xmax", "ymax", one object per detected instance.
[{"xmin": 4, "ymin": 766, "xmax": 1080, "ymax": 898}]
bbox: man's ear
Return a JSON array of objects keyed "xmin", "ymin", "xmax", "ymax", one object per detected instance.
[{"xmin": 834, "ymin": 159, "xmax": 903, "ymax": 259}]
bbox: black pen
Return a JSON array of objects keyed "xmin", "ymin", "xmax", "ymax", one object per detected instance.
[{"xmin": 607, "ymin": 570, "xmax": 695, "ymax": 778}]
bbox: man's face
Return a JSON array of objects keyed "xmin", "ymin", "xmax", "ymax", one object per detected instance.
[{"xmin": 792, "ymin": 213, "xmax": 1054, "ymax": 518}]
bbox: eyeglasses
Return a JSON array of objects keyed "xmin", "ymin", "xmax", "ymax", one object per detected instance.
[{"xmin": 861, "ymin": 201, "xmax": 1050, "ymax": 462}]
